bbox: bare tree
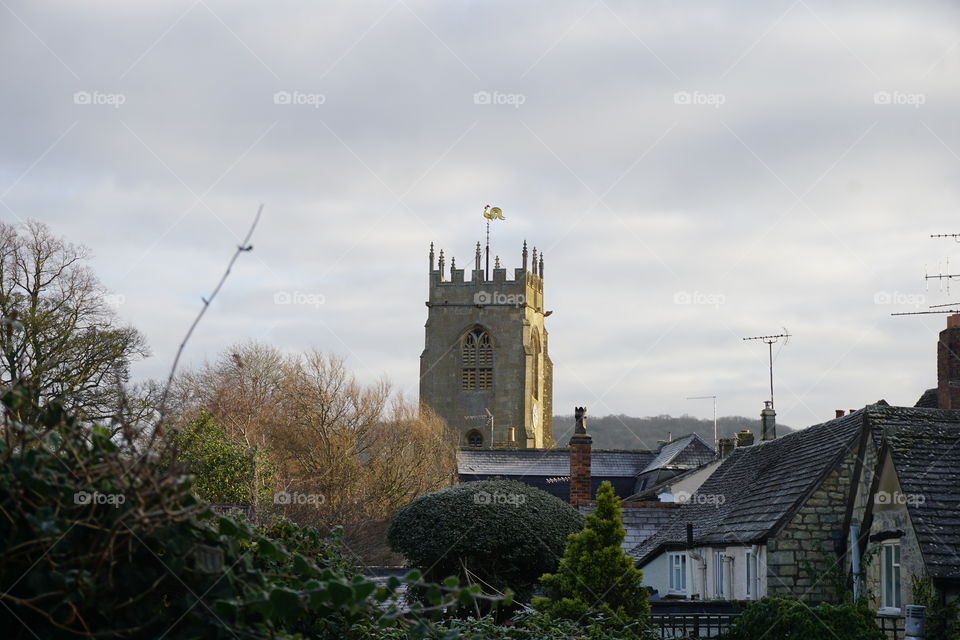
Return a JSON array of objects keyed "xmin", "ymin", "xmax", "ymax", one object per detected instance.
[{"xmin": 0, "ymin": 220, "xmax": 149, "ymax": 424}]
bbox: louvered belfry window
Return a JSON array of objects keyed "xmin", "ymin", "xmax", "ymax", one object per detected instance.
[{"xmin": 462, "ymin": 328, "xmax": 493, "ymax": 390}]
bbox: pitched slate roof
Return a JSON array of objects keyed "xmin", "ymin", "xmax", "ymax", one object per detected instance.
[
  {"xmin": 579, "ymin": 502, "xmax": 679, "ymax": 552},
  {"xmin": 457, "ymin": 449, "xmax": 656, "ymax": 478},
  {"xmin": 870, "ymin": 406, "xmax": 960, "ymax": 580},
  {"xmin": 639, "ymin": 433, "xmax": 716, "ymax": 474},
  {"xmin": 631, "ymin": 408, "xmax": 869, "ymax": 563},
  {"xmin": 914, "ymin": 388, "xmax": 938, "ymax": 408}
]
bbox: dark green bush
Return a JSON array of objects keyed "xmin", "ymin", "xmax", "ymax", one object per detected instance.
[
  {"xmin": 724, "ymin": 596, "xmax": 885, "ymax": 640},
  {"xmin": 388, "ymin": 479, "xmax": 584, "ymax": 600},
  {"xmin": 534, "ymin": 481, "xmax": 650, "ymax": 624},
  {"xmin": 0, "ymin": 385, "xmax": 498, "ymax": 639}
]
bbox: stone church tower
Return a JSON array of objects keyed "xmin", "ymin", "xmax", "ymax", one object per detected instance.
[{"xmin": 419, "ymin": 241, "xmax": 554, "ymax": 449}]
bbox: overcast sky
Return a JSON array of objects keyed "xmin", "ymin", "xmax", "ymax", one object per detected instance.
[{"xmin": 2, "ymin": 1, "xmax": 959, "ymax": 432}]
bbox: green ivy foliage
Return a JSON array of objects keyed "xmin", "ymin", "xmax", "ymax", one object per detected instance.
[
  {"xmin": 0, "ymin": 385, "xmax": 501, "ymax": 639},
  {"xmin": 388, "ymin": 479, "xmax": 584, "ymax": 601},
  {"xmin": 724, "ymin": 596, "xmax": 886, "ymax": 640},
  {"xmin": 533, "ymin": 481, "xmax": 650, "ymax": 627},
  {"xmin": 169, "ymin": 409, "xmax": 274, "ymax": 505}
]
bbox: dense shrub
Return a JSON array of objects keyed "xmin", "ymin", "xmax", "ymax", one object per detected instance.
[
  {"xmin": 724, "ymin": 596, "xmax": 885, "ymax": 640},
  {"xmin": 0, "ymin": 385, "xmax": 498, "ymax": 639},
  {"xmin": 388, "ymin": 479, "xmax": 584, "ymax": 600},
  {"xmin": 534, "ymin": 481, "xmax": 650, "ymax": 624}
]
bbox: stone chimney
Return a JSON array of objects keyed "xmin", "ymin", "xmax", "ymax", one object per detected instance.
[
  {"xmin": 938, "ymin": 314, "xmax": 960, "ymax": 410},
  {"xmin": 761, "ymin": 401, "xmax": 776, "ymax": 441},
  {"xmin": 569, "ymin": 406, "xmax": 592, "ymax": 506},
  {"xmin": 736, "ymin": 429, "xmax": 755, "ymax": 447},
  {"xmin": 718, "ymin": 437, "xmax": 735, "ymax": 459}
]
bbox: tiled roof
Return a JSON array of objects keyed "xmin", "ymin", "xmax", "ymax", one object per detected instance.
[
  {"xmin": 639, "ymin": 433, "xmax": 716, "ymax": 474},
  {"xmin": 579, "ymin": 502, "xmax": 678, "ymax": 552},
  {"xmin": 631, "ymin": 408, "xmax": 868, "ymax": 563},
  {"xmin": 914, "ymin": 388, "xmax": 939, "ymax": 408},
  {"xmin": 457, "ymin": 449, "xmax": 656, "ymax": 478},
  {"xmin": 869, "ymin": 406, "xmax": 960, "ymax": 580}
]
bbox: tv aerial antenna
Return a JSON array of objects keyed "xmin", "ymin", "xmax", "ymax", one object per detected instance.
[
  {"xmin": 893, "ymin": 233, "xmax": 960, "ymax": 316},
  {"xmin": 742, "ymin": 329, "xmax": 791, "ymax": 409}
]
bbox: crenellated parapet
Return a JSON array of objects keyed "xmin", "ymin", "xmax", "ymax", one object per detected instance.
[{"xmin": 427, "ymin": 240, "xmax": 545, "ymax": 311}]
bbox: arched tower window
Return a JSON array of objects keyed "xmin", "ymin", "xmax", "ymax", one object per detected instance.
[
  {"xmin": 466, "ymin": 429, "xmax": 483, "ymax": 447},
  {"xmin": 531, "ymin": 331, "xmax": 541, "ymax": 400},
  {"xmin": 461, "ymin": 327, "xmax": 493, "ymax": 390}
]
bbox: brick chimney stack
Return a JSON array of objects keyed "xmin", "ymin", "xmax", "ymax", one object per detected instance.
[
  {"xmin": 761, "ymin": 401, "xmax": 776, "ymax": 441},
  {"xmin": 938, "ymin": 314, "xmax": 960, "ymax": 410},
  {"xmin": 569, "ymin": 407, "xmax": 592, "ymax": 506}
]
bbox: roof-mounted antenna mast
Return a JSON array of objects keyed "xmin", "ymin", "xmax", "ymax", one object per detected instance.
[
  {"xmin": 925, "ymin": 233, "xmax": 960, "ymax": 295},
  {"xmin": 742, "ymin": 330, "xmax": 791, "ymax": 409}
]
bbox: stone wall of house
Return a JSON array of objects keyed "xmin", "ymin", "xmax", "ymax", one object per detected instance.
[{"xmin": 766, "ymin": 437, "xmax": 875, "ymax": 603}]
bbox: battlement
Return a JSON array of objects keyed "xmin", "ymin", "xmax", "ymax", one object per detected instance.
[{"xmin": 427, "ymin": 241, "xmax": 545, "ymax": 311}]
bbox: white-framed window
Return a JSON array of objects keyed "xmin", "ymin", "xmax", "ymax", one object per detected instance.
[
  {"xmin": 714, "ymin": 551, "xmax": 725, "ymax": 598},
  {"xmin": 881, "ymin": 543, "xmax": 902, "ymax": 610},
  {"xmin": 668, "ymin": 552, "xmax": 687, "ymax": 594},
  {"xmin": 745, "ymin": 550, "xmax": 754, "ymax": 597}
]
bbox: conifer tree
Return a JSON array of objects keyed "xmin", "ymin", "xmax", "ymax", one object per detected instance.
[{"xmin": 533, "ymin": 481, "xmax": 650, "ymax": 623}]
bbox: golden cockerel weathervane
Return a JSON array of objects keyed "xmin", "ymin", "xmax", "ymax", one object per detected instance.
[{"xmin": 482, "ymin": 204, "xmax": 505, "ymax": 279}]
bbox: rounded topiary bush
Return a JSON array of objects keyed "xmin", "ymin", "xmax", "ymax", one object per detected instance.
[{"xmin": 388, "ymin": 480, "xmax": 584, "ymax": 600}]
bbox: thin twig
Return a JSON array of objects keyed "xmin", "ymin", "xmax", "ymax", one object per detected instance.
[{"xmin": 156, "ymin": 204, "xmax": 263, "ymax": 430}]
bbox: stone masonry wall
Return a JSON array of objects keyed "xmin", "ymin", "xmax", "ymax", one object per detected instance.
[{"xmin": 766, "ymin": 437, "xmax": 875, "ymax": 603}]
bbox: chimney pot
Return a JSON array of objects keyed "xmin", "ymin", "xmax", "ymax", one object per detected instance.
[
  {"xmin": 761, "ymin": 401, "xmax": 777, "ymax": 441},
  {"xmin": 718, "ymin": 438, "xmax": 736, "ymax": 459}
]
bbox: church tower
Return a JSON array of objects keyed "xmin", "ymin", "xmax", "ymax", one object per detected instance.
[{"xmin": 419, "ymin": 241, "xmax": 554, "ymax": 449}]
